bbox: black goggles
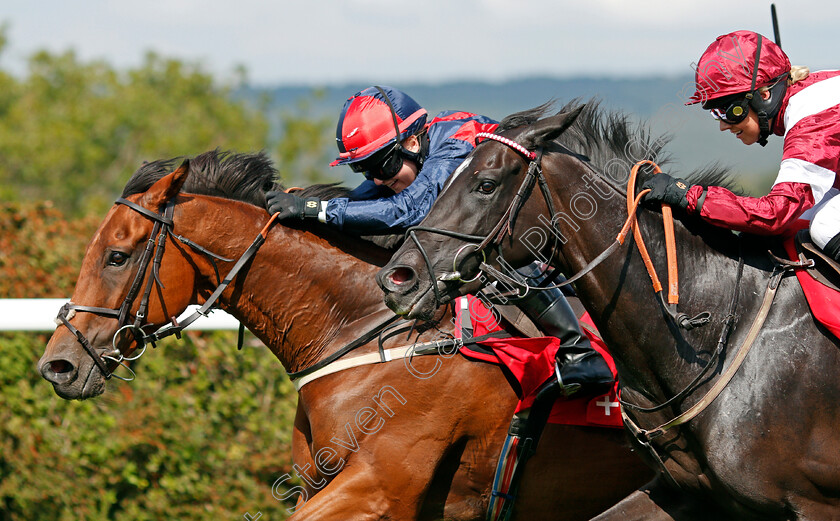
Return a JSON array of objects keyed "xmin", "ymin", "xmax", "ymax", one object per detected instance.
[
  {"xmin": 350, "ymin": 145, "xmax": 404, "ymax": 181},
  {"xmin": 707, "ymin": 96, "xmax": 750, "ymax": 125}
]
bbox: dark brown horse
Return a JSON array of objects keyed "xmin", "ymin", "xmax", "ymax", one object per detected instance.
[
  {"xmin": 377, "ymin": 102, "xmax": 840, "ymax": 520},
  {"xmin": 37, "ymin": 151, "xmax": 651, "ymax": 520}
]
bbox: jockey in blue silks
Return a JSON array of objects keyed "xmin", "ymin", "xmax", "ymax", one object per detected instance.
[
  {"xmin": 269, "ymin": 85, "xmax": 498, "ymax": 232},
  {"xmin": 266, "ymin": 86, "xmax": 613, "ymax": 396}
]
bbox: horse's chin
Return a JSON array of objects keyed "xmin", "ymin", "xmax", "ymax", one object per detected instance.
[
  {"xmin": 385, "ymin": 282, "xmax": 463, "ymax": 321},
  {"xmin": 51, "ymin": 365, "xmax": 107, "ymax": 401}
]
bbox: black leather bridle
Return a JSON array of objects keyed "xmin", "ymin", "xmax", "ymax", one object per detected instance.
[
  {"xmin": 404, "ymin": 133, "xmax": 557, "ymax": 307},
  {"xmin": 56, "ymin": 197, "xmax": 177, "ymax": 380},
  {"xmin": 53, "ymin": 195, "xmax": 267, "ymax": 381},
  {"xmin": 55, "ymin": 191, "xmax": 425, "ymax": 385}
]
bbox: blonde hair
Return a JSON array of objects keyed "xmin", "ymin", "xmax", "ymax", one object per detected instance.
[{"xmin": 789, "ymin": 65, "xmax": 810, "ymax": 84}]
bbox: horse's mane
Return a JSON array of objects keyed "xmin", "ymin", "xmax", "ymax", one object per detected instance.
[
  {"xmin": 122, "ymin": 149, "xmax": 404, "ymax": 250},
  {"xmin": 498, "ymin": 99, "xmax": 740, "ymax": 192},
  {"xmin": 121, "ymin": 149, "xmax": 277, "ymax": 204}
]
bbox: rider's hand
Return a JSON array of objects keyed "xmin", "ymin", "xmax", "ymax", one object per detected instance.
[
  {"xmin": 265, "ymin": 191, "xmax": 322, "ymax": 221},
  {"xmin": 640, "ymin": 173, "xmax": 693, "ymax": 210}
]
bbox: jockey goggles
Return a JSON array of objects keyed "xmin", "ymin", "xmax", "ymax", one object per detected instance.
[
  {"xmin": 708, "ymin": 95, "xmax": 751, "ymax": 124},
  {"xmin": 351, "ymin": 144, "xmax": 405, "ymax": 181},
  {"xmin": 707, "ymin": 71, "xmax": 790, "ymax": 126},
  {"xmin": 353, "ymin": 141, "xmax": 425, "ymax": 181}
]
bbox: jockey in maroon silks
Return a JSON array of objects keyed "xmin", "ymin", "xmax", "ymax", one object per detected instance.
[
  {"xmin": 266, "ymin": 86, "xmax": 615, "ymax": 396},
  {"xmin": 643, "ymin": 30, "xmax": 840, "ymax": 258}
]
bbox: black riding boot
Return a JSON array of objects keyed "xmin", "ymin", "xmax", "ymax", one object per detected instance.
[{"xmin": 514, "ymin": 265, "xmax": 614, "ymax": 397}]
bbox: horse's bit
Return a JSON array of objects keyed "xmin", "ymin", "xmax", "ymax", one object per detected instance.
[
  {"xmin": 54, "ymin": 194, "xmax": 415, "ymax": 385},
  {"xmin": 55, "ymin": 198, "xmax": 178, "ymax": 380},
  {"xmin": 405, "ymin": 132, "xmax": 561, "ymax": 308},
  {"xmin": 54, "ymin": 195, "xmax": 265, "ymax": 381}
]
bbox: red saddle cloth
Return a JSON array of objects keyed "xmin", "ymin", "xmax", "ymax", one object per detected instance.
[
  {"xmin": 454, "ymin": 295, "xmax": 623, "ymax": 428},
  {"xmin": 783, "ymin": 236, "xmax": 840, "ymax": 340}
]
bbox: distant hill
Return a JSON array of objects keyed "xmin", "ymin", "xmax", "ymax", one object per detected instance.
[{"xmin": 243, "ymin": 77, "xmax": 782, "ymax": 194}]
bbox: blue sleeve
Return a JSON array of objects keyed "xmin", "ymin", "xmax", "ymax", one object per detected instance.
[
  {"xmin": 346, "ymin": 179, "xmax": 390, "ymax": 200},
  {"xmin": 324, "ymin": 138, "xmax": 475, "ymax": 233}
]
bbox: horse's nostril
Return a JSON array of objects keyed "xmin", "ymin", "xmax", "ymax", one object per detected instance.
[
  {"xmin": 50, "ymin": 360, "xmax": 74, "ymax": 374},
  {"xmin": 389, "ymin": 267, "xmax": 414, "ymax": 286},
  {"xmin": 40, "ymin": 358, "xmax": 77, "ymax": 385}
]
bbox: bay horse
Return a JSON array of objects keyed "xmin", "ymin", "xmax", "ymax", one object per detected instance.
[
  {"xmin": 37, "ymin": 150, "xmax": 651, "ymax": 520},
  {"xmin": 377, "ymin": 102, "xmax": 840, "ymax": 520}
]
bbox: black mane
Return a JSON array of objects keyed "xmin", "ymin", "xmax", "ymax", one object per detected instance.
[
  {"xmin": 499, "ymin": 99, "xmax": 739, "ymax": 192},
  {"xmin": 122, "ymin": 149, "xmax": 279, "ymax": 206},
  {"xmin": 122, "ymin": 149, "xmax": 404, "ymax": 250}
]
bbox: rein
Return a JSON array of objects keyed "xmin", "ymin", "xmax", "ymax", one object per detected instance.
[
  {"xmin": 480, "ymin": 159, "xmax": 708, "ymax": 330},
  {"xmin": 405, "ymin": 131, "xmax": 707, "ymax": 331},
  {"xmin": 404, "ymin": 132, "xmax": 556, "ymax": 307},
  {"xmin": 55, "ymin": 194, "xmax": 442, "ymax": 388},
  {"xmin": 55, "ymin": 197, "xmax": 284, "ymax": 381},
  {"xmin": 626, "ymin": 161, "xmax": 710, "ymax": 329}
]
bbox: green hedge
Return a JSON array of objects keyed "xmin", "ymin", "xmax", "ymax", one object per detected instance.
[
  {"xmin": 0, "ymin": 202, "xmax": 301, "ymax": 520},
  {"xmin": 1, "ymin": 331, "xmax": 300, "ymax": 520}
]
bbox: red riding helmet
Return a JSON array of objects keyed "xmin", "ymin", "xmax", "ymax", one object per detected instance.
[
  {"xmin": 687, "ymin": 30, "xmax": 791, "ymax": 107},
  {"xmin": 330, "ymin": 86, "xmax": 428, "ymax": 167}
]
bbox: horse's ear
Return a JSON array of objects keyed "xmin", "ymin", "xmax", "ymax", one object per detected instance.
[
  {"xmin": 520, "ymin": 105, "xmax": 584, "ymax": 148},
  {"xmin": 140, "ymin": 159, "xmax": 190, "ymax": 211}
]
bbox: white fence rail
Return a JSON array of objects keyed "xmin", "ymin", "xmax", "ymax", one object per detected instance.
[{"xmin": 0, "ymin": 299, "xmax": 240, "ymax": 332}]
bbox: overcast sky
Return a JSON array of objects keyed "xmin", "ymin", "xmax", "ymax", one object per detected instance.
[{"xmin": 2, "ymin": 0, "xmax": 837, "ymax": 86}]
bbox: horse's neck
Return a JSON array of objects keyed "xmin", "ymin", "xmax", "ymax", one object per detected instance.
[
  {"xmin": 179, "ymin": 197, "xmax": 391, "ymax": 373},
  {"xmin": 549, "ymin": 157, "xmax": 729, "ymax": 399}
]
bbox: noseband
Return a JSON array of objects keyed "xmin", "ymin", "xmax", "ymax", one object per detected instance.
[
  {"xmin": 404, "ymin": 132, "xmax": 556, "ymax": 307},
  {"xmin": 55, "ymin": 198, "xmax": 176, "ymax": 380},
  {"xmin": 54, "ymin": 195, "xmax": 267, "ymax": 382}
]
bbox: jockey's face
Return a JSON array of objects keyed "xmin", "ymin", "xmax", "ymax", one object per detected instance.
[
  {"xmin": 714, "ymin": 89, "xmax": 771, "ymax": 146},
  {"xmin": 718, "ymin": 109, "xmax": 762, "ymax": 146}
]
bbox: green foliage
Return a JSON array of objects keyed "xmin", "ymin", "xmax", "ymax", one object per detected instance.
[
  {"xmin": 273, "ymin": 89, "xmax": 334, "ymax": 185},
  {"xmin": 0, "ymin": 49, "xmax": 271, "ymax": 217},
  {"xmin": 0, "ymin": 201, "xmax": 300, "ymax": 519},
  {"xmin": 0, "ymin": 331, "xmax": 298, "ymax": 521},
  {"xmin": 0, "ymin": 201, "xmax": 100, "ymax": 298}
]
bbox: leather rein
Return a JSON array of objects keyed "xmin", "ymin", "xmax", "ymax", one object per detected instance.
[
  {"xmin": 54, "ymin": 195, "xmax": 452, "ymax": 387},
  {"xmin": 55, "ymin": 196, "xmax": 279, "ymax": 381},
  {"xmin": 405, "ymin": 132, "xmax": 558, "ymax": 308},
  {"xmin": 403, "ymin": 131, "xmax": 810, "ymax": 467}
]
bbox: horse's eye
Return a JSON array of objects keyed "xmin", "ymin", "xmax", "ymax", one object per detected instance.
[
  {"xmin": 107, "ymin": 251, "xmax": 129, "ymax": 267},
  {"xmin": 478, "ymin": 180, "xmax": 497, "ymax": 194}
]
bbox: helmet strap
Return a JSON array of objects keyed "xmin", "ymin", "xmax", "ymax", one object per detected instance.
[
  {"xmin": 729, "ymin": 34, "xmax": 772, "ymax": 147},
  {"xmin": 746, "ymin": 34, "xmax": 762, "ymax": 99},
  {"xmin": 375, "ymin": 85, "xmax": 405, "ymax": 154},
  {"xmin": 723, "ymin": 34, "xmax": 764, "ymax": 130},
  {"xmin": 745, "ymin": 35, "xmax": 789, "ymax": 147},
  {"xmin": 375, "ymin": 85, "xmax": 427, "ymax": 168},
  {"xmin": 746, "ymin": 35, "xmax": 773, "ymax": 146}
]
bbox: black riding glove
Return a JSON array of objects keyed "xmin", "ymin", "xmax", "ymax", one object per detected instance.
[
  {"xmin": 641, "ymin": 173, "xmax": 693, "ymax": 210},
  {"xmin": 265, "ymin": 191, "xmax": 321, "ymax": 221}
]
